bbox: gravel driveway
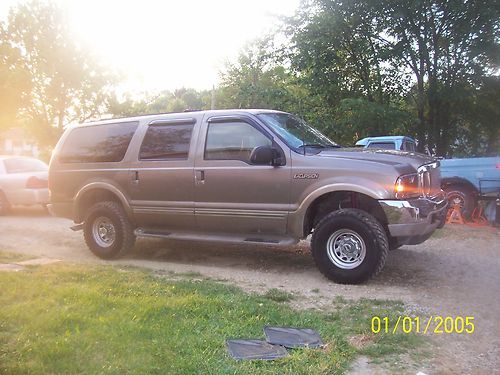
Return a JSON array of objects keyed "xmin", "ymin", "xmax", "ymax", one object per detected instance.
[{"xmin": 1, "ymin": 207, "xmax": 499, "ymax": 374}]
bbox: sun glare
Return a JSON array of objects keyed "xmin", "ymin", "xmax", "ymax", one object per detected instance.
[{"xmin": 37, "ymin": 0, "xmax": 301, "ymax": 93}]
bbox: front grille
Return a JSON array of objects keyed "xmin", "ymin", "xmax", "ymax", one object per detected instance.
[{"xmin": 417, "ymin": 162, "xmax": 441, "ymax": 198}]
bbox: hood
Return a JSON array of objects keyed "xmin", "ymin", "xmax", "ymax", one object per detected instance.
[{"xmin": 317, "ymin": 148, "xmax": 436, "ymax": 172}]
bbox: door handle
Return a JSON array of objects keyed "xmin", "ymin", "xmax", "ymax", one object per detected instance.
[
  {"xmin": 131, "ymin": 170, "xmax": 139, "ymax": 184},
  {"xmin": 195, "ymin": 170, "xmax": 205, "ymax": 184}
]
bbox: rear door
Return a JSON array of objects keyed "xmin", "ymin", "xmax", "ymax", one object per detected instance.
[
  {"xmin": 193, "ymin": 114, "xmax": 291, "ymax": 235},
  {"xmin": 128, "ymin": 116, "xmax": 199, "ymax": 229}
]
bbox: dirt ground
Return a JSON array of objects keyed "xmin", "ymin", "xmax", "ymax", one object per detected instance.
[{"xmin": 1, "ymin": 207, "xmax": 499, "ymax": 374}]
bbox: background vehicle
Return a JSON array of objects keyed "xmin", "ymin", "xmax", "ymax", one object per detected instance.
[
  {"xmin": 0, "ymin": 156, "xmax": 49, "ymax": 214},
  {"xmin": 356, "ymin": 136, "xmax": 500, "ymax": 217},
  {"xmin": 355, "ymin": 136, "xmax": 417, "ymax": 152},
  {"xmin": 440, "ymin": 157, "xmax": 500, "ymax": 218},
  {"xmin": 49, "ymin": 110, "xmax": 446, "ymax": 284}
]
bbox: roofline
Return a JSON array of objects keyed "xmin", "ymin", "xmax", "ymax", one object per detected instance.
[{"xmin": 76, "ymin": 109, "xmax": 288, "ymax": 128}]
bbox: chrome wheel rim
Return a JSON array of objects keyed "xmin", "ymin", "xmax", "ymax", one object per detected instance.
[
  {"xmin": 92, "ymin": 216, "xmax": 116, "ymax": 248},
  {"xmin": 326, "ymin": 229, "xmax": 366, "ymax": 269}
]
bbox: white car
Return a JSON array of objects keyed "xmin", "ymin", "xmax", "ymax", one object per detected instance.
[{"xmin": 0, "ymin": 156, "xmax": 49, "ymax": 214}]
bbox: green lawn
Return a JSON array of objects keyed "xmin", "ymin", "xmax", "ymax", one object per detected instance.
[
  {"xmin": 0, "ymin": 251, "xmax": 35, "ymax": 263},
  {"xmin": 0, "ymin": 259, "xmax": 425, "ymax": 374}
]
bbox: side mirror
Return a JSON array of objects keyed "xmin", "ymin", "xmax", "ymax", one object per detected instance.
[{"xmin": 251, "ymin": 145, "xmax": 284, "ymax": 165}]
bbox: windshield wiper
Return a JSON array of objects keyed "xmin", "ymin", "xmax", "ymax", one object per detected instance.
[
  {"xmin": 299, "ymin": 143, "xmax": 327, "ymax": 148},
  {"xmin": 298, "ymin": 143, "xmax": 340, "ymax": 155},
  {"xmin": 299, "ymin": 143, "xmax": 340, "ymax": 149}
]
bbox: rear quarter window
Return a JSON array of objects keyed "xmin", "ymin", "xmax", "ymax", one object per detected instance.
[
  {"xmin": 367, "ymin": 142, "xmax": 396, "ymax": 150},
  {"xmin": 403, "ymin": 141, "xmax": 416, "ymax": 152},
  {"xmin": 59, "ymin": 121, "xmax": 138, "ymax": 163}
]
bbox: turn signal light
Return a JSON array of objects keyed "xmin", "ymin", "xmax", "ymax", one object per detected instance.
[{"xmin": 395, "ymin": 173, "xmax": 420, "ymax": 199}]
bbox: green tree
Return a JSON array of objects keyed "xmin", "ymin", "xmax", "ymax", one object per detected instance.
[
  {"xmin": 0, "ymin": 23, "xmax": 31, "ymax": 131},
  {"xmin": 217, "ymin": 39, "xmax": 304, "ymax": 112},
  {"xmin": 379, "ymin": 0, "xmax": 499, "ymax": 155},
  {"xmin": 108, "ymin": 88, "xmax": 211, "ymax": 118},
  {"xmin": 285, "ymin": 0, "xmax": 406, "ymax": 106},
  {"xmin": 1, "ymin": 0, "xmax": 116, "ymax": 147},
  {"xmin": 285, "ymin": 0, "xmax": 499, "ymax": 155},
  {"xmin": 328, "ymin": 98, "xmax": 416, "ymax": 145}
]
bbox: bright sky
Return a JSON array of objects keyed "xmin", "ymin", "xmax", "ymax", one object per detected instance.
[{"xmin": 1, "ymin": 0, "xmax": 301, "ymax": 94}]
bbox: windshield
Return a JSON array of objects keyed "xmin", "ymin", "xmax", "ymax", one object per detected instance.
[{"xmin": 257, "ymin": 113, "xmax": 339, "ymax": 152}]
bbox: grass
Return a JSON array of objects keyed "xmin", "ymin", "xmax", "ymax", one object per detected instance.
[
  {"xmin": 0, "ymin": 251, "xmax": 34, "ymax": 263},
  {"xmin": 0, "ymin": 258, "xmax": 426, "ymax": 374},
  {"xmin": 263, "ymin": 288, "xmax": 295, "ymax": 303}
]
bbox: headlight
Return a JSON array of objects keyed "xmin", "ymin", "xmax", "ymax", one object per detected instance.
[{"xmin": 395, "ymin": 173, "xmax": 420, "ymax": 199}]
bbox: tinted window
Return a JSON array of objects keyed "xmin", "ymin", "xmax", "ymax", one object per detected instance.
[
  {"xmin": 4, "ymin": 158, "xmax": 48, "ymax": 173},
  {"xmin": 403, "ymin": 141, "xmax": 416, "ymax": 152},
  {"xmin": 205, "ymin": 121, "xmax": 271, "ymax": 163},
  {"xmin": 367, "ymin": 142, "xmax": 396, "ymax": 150},
  {"xmin": 59, "ymin": 121, "xmax": 138, "ymax": 163},
  {"xmin": 139, "ymin": 123, "xmax": 194, "ymax": 160}
]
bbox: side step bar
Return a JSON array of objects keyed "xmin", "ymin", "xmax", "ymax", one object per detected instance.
[
  {"xmin": 70, "ymin": 223, "xmax": 84, "ymax": 231},
  {"xmin": 134, "ymin": 228, "xmax": 297, "ymax": 246}
]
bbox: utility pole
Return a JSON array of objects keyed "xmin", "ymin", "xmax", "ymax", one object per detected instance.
[{"xmin": 211, "ymin": 85, "xmax": 216, "ymax": 110}]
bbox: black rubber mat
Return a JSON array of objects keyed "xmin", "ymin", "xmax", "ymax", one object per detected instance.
[
  {"xmin": 226, "ymin": 339, "xmax": 288, "ymax": 360},
  {"xmin": 264, "ymin": 326, "xmax": 324, "ymax": 348}
]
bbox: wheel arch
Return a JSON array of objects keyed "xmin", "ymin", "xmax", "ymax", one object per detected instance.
[
  {"xmin": 74, "ymin": 183, "xmax": 132, "ymax": 223},
  {"xmin": 301, "ymin": 190, "xmax": 388, "ymax": 238},
  {"xmin": 441, "ymin": 177, "xmax": 478, "ymax": 194}
]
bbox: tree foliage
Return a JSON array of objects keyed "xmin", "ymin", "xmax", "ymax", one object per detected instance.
[
  {"xmin": 0, "ymin": 24, "xmax": 31, "ymax": 132},
  {"xmin": 108, "ymin": 88, "xmax": 212, "ymax": 118},
  {"xmin": 217, "ymin": 39, "xmax": 303, "ymax": 112},
  {"xmin": 1, "ymin": 0, "xmax": 497, "ymax": 156},
  {"xmin": 217, "ymin": 36, "xmax": 417, "ymax": 146},
  {"xmin": 0, "ymin": 0, "xmax": 115, "ymax": 147},
  {"xmin": 284, "ymin": 0, "xmax": 499, "ymax": 155}
]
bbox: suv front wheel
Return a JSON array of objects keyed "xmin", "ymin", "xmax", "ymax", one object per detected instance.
[
  {"xmin": 83, "ymin": 201, "xmax": 135, "ymax": 259},
  {"xmin": 311, "ymin": 209, "xmax": 388, "ymax": 284}
]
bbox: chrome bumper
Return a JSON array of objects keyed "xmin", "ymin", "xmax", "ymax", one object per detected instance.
[{"xmin": 379, "ymin": 192, "xmax": 448, "ymax": 245}]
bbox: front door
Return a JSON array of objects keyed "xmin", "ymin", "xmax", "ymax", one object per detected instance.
[{"xmin": 194, "ymin": 115, "xmax": 291, "ymax": 235}]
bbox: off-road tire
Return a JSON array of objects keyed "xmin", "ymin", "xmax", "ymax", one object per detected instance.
[
  {"xmin": 444, "ymin": 185, "xmax": 476, "ymax": 219},
  {"xmin": 311, "ymin": 209, "xmax": 389, "ymax": 284},
  {"xmin": 0, "ymin": 191, "xmax": 11, "ymax": 215},
  {"xmin": 83, "ymin": 201, "xmax": 135, "ymax": 259}
]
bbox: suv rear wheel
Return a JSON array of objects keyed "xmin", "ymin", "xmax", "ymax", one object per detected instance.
[
  {"xmin": 83, "ymin": 201, "xmax": 135, "ymax": 259},
  {"xmin": 311, "ymin": 209, "xmax": 388, "ymax": 284}
]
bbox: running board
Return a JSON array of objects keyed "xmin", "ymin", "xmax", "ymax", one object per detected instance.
[
  {"xmin": 134, "ymin": 228, "xmax": 297, "ymax": 246},
  {"xmin": 70, "ymin": 223, "xmax": 84, "ymax": 232}
]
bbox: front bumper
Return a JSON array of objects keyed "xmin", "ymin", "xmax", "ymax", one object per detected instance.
[{"xmin": 379, "ymin": 192, "xmax": 448, "ymax": 245}]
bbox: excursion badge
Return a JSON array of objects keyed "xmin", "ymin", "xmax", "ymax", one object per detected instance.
[{"xmin": 294, "ymin": 173, "xmax": 319, "ymax": 179}]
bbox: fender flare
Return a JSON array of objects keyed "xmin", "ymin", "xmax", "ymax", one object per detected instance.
[
  {"xmin": 289, "ymin": 182, "xmax": 388, "ymax": 239},
  {"xmin": 441, "ymin": 177, "xmax": 478, "ymax": 194},
  {"xmin": 74, "ymin": 182, "xmax": 132, "ymax": 222}
]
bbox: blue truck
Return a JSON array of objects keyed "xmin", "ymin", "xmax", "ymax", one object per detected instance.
[{"xmin": 356, "ymin": 136, "xmax": 500, "ymax": 217}]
